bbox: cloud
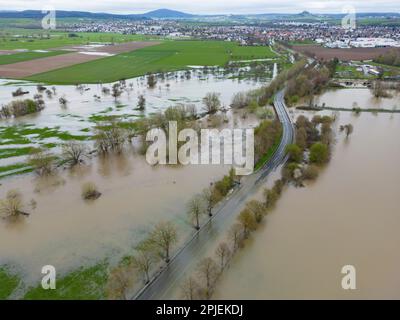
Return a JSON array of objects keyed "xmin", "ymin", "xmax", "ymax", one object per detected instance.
[{"xmin": 0, "ymin": 0, "xmax": 398, "ymax": 14}]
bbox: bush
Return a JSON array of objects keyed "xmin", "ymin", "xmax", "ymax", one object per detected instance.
[
  {"xmin": 303, "ymin": 165, "xmax": 319, "ymax": 180},
  {"xmin": 0, "ymin": 99, "xmax": 44, "ymax": 119},
  {"xmin": 309, "ymin": 143, "xmax": 329, "ymax": 164},
  {"xmin": 81, "ymin": 182, "xmax": 101, "ymax": 200}
]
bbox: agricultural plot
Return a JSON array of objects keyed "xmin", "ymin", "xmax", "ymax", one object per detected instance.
[
  {"xmin": 0, "ymin": 51, "xmax": 67, "ymax": 65},
  {"xmin": 26, "ymin": 41, "xmax": 277, "ymax": 84}
]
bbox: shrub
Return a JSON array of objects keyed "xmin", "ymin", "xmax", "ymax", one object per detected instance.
[
  {"xmin": 309, "ymin": 142, "xmax": 329, "ymax": 164},
  {"xmin": 81, "ymin": 182, "xmax": 101, "ymax": 200}
]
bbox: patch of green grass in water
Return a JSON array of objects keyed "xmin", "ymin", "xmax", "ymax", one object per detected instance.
[
  {"xmin": 0, "ymin": 267, "xmax": 20, "ymax": 299},
  {"xmin": 24, "ymin": 262, "xmax": 108, "ymax": 300}
]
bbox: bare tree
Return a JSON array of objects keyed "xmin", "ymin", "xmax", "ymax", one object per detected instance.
[
  {"xmin": 28, "ymin": 148, "xmax": 55, "ymax": 176},
  {"xmin": 149, "ymin": 222, "xmax": 178, "ymax": 263},
  {"xmin": 61, "ymin": 141, "xmax": 88, "ymax": 167},
  {"xmin": 106, "ymin": 264, "xmax": 136, "ymax": 300},
  {"xmin": 202, "ymin": 186, "xmax": 217, "ymax": 217},
  {"xmin": 181, "ymin": 276, "xmax": 201, "ymax": 300},
  {"xmin": 202, "ymin": 92, "xmax": 221, "ymax": 114},
  {"xmin": 137, "ymin": 94, "xmax": 146, "ymax": 110},
  {"xmin": 187, "ymin": 195, "xmax": 205, "ymax": 230},
  {"xmin": 147, "ymin": 74, "xmax": 157, "ymax": 88},
  {"xmin": 228, "ymin": 223, "xmax": 243, "ymax": 252},
  {"xmin": 0, "ymin": 190, "xmax": 29, "ymax": 219},
  {"xmin": 131, "ymin": 241, "xmax": 158, "ymax": 284},
  {"xmin": 340, "ymin": 124, "xmax": 354, "ymax": 138},
  {"xmin": 215, "ymin": 242, "xmax": 231, "ymax": 272},
  {"xmin": 59, "ymin": 96, "xmax": 68, "ymax": 107},
  {"xmin": 111, "ymin": 83, "xmax": 122, "ymax": 100},
  {"xmin": 196, "ymin": 257, "xmax": 219, "ymax": 299}
]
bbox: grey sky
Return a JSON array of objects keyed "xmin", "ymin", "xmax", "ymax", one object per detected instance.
[{"xmin": 0, "ymin": 0, "xmax": 398, "ymax": 14}]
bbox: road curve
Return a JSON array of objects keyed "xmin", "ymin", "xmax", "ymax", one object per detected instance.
[{"xmin": 134, "ymin": 89, "xmax": 295, "ymax": 300}]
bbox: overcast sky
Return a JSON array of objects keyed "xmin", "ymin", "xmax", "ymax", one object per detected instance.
[{"xmin": 0, "ymin": 0, "xmax": 398, "ymax": 14}]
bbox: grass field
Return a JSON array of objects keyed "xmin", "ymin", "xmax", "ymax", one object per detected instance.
[
  {"xmin": 26, "ymin": 40, "xmax": 277, "ymax": 84},
  {"xmin": 0, "ymin": 30, "xmax": 157, "ymax": 50},
  {"xmin": 0, "ymin": 50, "xmax": 66, "ymax": 65},
  {"xmin": 24, "ymin": 263, "xmax": 108, "ymax": 300},
  {"xmin": 0, "ymin": 267, "xmax": 20, "ymax": 299}
]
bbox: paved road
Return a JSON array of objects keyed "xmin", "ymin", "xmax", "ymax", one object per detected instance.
[{"xmin": 134, "ymin": 90, "xmax": 295, "ymax": 300}]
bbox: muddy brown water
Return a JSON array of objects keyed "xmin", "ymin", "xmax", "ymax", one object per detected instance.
[
  {"xmin": 213, "ymin": 110, "xmax": 400, "ymax": 299},
  {"xmin": 0, "ymin": 107, "xmax": 260, "ymax": 290}
]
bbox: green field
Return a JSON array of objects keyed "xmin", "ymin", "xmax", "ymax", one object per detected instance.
[
  {"xmin": 0, "ymin": 30, "xmax": 157, "ymax": 50},
  {"xmin": 0, "ymin": 50, "xmax": 66, "ymax": 65},
  {"xmin": 24, "ymin": 263, "xmax": 108, "ymax": 300},
  {"xmin": 26, "ymin": 40, "xmax": 277, "ymax": 84},
  {"xmin": 0, "ymin": 267, "xmax": 20, "ymax": 299}
]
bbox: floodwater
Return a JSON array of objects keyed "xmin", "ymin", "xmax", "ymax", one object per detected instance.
[
  {"xmin": 0, "ymin": 69, "xmax": 263, "ymax": 135},
  {"xmin": 0, "ymin": 150, "xmax": 232, "ymax": 287},
  {"xmin": 0, "ymin": 68, "xmax": 266, "ymax": 169},
  {"xmin": 315, "ymin": 88, "xmax": 400, "ymax": 110},
  {"xmin": 214, "ymin": 107, "xmax": 400, "ymax": 299},
  {"xmin": 0, "ymin": 67, "xmax": 264, "ymax": 292}
]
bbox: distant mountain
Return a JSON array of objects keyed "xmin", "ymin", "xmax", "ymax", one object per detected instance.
[
  {"xmin": 0, "ymin": 10, "xmax": 149, "ymax": 20},
  {"xmin": 0, "ymin": 9, "xmax": 399, "ymax": 21},
  {"xmin": 141, "ymin": 9, "xmax": 194, "ymax": 19}
]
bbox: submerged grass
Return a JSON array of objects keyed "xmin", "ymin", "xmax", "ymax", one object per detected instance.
[
  {"xmin": 0, "ymin": 267, "xmax": 20, "ymax": 299},
  {"xmin": 24, "ymin": 262, "xmax": 108, "ymax": 300}
]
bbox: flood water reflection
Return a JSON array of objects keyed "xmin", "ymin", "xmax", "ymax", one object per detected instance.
[{"xmin": 214, "ymin": 110, "xmax": 400, "ymax": 299}]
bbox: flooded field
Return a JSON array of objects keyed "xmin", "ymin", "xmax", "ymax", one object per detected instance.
[
  {"xmin": 0, "ymin": 68, "xmax": 266, "ymax": 294},
  {"xmin": 314, "ymin": 88, "xmax": 400, "ymax": 110},
  {"xmin": 214, "ymin": 108, "xmax": 400, "ymax": 299},
  {"xmin": 0, "ymin": 67, "xmax": 270, "ymax": 173}
]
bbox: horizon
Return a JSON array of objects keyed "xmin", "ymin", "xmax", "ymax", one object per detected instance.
[
  {"xmin": 0, "ymin": 7, "xmax": 399, "ymax": 16},
  {"xmin": 0, "ymin": 0, "xmax": 399, "ymax": 15}
]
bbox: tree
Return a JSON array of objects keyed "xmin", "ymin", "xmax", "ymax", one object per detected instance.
[
  {"xmin": 106, "ymin": 265, "xmax": 136, "ymax": 300},
  {"xmin": 296, "ymin": 127, "xmax": 308, "ymax": 150},
  {"xmin": 111, "ymin": 83, "xmax": 122, "ymax": 100},
  {"xmin": 61, "ymin": 141, "xmax": 88, "ymax": 167},
  {"xmin": 228, "ymin": 223, "xmax": 243, "ymax": 252},
  {"xmin": 237, "ymin": 209, "xmax": 257, "ymax": 237},
  {"xmin": 309, "ymin": 142, "xmax": 329, "ymax": 164},
  {"xmin": 131, "ymin": 241, "xmax": 158, "ymax": 284},
  {"xmin": 230, "ymin": 92, "xmax": 250, "ymax": 109},
  {"xmin": 187, "ymin": 195, "xmax": 204, "ymax": 230},
  {"xmin": 0, "ymin": 190, "xmax": 29, "ymax": 219},
  {"xmin": 181, "ymin": 276, "xmax": 201, "ymax": 300},
  {"xmin": 285, "ymin": 144, "xmax": 302, "ymax": 163},
  {"xmin": 147, "ymin": 74, "xmax": 157, "ymax": 88},
  {"xmin": 303, "ymin": 165, "xmax": 319, "ymax": 181},
  {"xmin": 215, "ymin": 242, "xmax": 231, "ymax": 272},
  {"xmin": 202, "ymin": 92, "xmax": 221, "ymax": 114},
  {"xmin": 137, "ymin": 94, "xmax": 146, "ymax": 110},
  {"xmin": 340, "ymin": 124, "xmax": 354, "ymax": 138},
  {"xmin": 29, "ymin": 148, "xmax": 55, "ymax": 176},
  {"xmin": 245, "ymin": 200, "xmax": 266, "ymax": 223},
  {"xmin": 149, "ymin": 222, "xmax": 177, "ymax": 263},
  {"xmin": 59, "ymin": 96, "xmax": 68, "ymax": 107},
  {"xmin": 202, "ymin": 186, "xmax": 217, "ymax": 217},
  {"xmin": 196, "ymin": 257, "xmax": 219, "ymax": 299}
]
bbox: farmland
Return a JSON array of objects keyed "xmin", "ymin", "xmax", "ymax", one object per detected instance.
[
  {"xmin": 0, "ymin": 29, "xmax": 157, "ymax": 50},
  {"xmin": 25, "ymin": 41, "xmax": 277, "ymax": 84},
  {"xmin": 0, "ymin": 50, "xmax": 67, "ymax": 65},
  {"xmin": 292, "ymin": 44, "xmax": 396, "ymax": 61}
]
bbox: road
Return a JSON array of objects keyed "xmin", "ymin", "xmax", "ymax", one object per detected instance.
[{"xmin": 134, "ymin": 89, "xmax": 295, "ymax": 300}]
